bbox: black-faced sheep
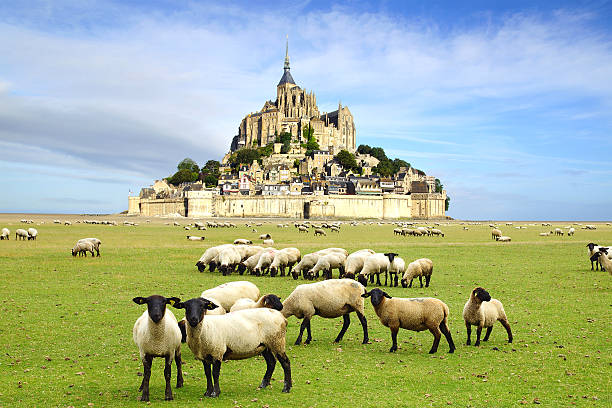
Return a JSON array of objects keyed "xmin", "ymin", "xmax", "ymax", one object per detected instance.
[
  {"xmin": 71, "ymin": 241, "xmax": 95, "ymax": 257},
  {"xmin": 306, "ymin": 252, "xmax": 347, "ymax": 280},
  {"xmin": 174, "ymin": 299, "xmax": 291, "ymax": 397},
  {"xmin": 15, "ymin": 228, "xmax": 28, "ymax": 240},
  {"xmin": 362, "ymin": 288, "xmax": 455, "ymax": 354},
  {"xmin": 1, "ymin": 227, "xmax": 10, "ymax": 240},
  {"xmin": 269, "ymin": 247, "xmax": 301, "ymax": 277},
  {"xmin": 27, "ymin": 228, "xmax": 38, "ymax": 240},
  {"xmin": 195, "ymin": 244, "xmax": 234, "ymax": 272},
  {"xmin": 229, "ymin": 294, "xmax": 284, "ymax": 312},
  {"xmin": 401, "ymin": 258, "xmax": 433, "ymax": 288},
  {"xmin": 462, "ymin": 287, "xmax": 513, "ymax": 346},
  {"xmin": 590, "ymin": 248, "xmax": 612, "ymax": 274},
  {"xmin": 491, "ymin": 229, "xmax": 502, "ymax": 240},
  {"xmin": 132, "ymin": 295, "xmax": 183, "ymax": 401},
  {"xmin": 282, "ymin": 279, "xmax": 369, "ymax": 345},
  {"xmin": 77, "ymin": 238, "xmax": 102, "ymax": 257},
  {"xmin": 314, "ymin": 228, "xmax": 326, "ymax": 236},
  {"xmin": 201, "ymin": 281, "xmax": 260, "ymax": 312},
  {"xmin": 343, "ymin": 249, "xmax": 375, "ymax": 279}
]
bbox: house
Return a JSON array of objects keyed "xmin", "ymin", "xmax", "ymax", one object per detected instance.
[
  {"xmin": 262, "ymin": 184, "xmax": 290, "ymax": 196},
  {"xmin": 355, "ymin": 179, "xmax": 382, "ymax": 195},
  {"xmin": 239, "ymin": 174, "xmax": 253, "ymax": 195},
  {"xmin": 379, "ymin": 178, "xmax": 395, "ymax": 194}
]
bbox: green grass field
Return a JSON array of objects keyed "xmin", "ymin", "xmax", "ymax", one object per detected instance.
[{"xmin": 0, "ymin": 215, "xmax": 610, "ymax": 407}]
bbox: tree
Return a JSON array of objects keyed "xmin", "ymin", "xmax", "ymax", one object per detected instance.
[
  {"xmin": 335, "ymin": 150, "xmax": 358, "ymax": 171},
  {"xmin": 445, "ymin": 196, "xmax": 451, "ymax": 211},
  {"xmin": 201, "ymin": 160, "xmax": 220, "ymax": 175},
  {"xmin": 177, "ymin": 158, "xmax": 199, "ymax": 173},
  {"xmin": 203, "ymin": 174, "xmax": 218, "ymax": 188},
  {"xmin": 435, "ymin": 178, "xmax": 443, "ymax": 193},
  {"xmin": 357, "ymin": 144, "xmax": 372, "ymax": 155},
  {"xmin": 302, "ymin": 124, "xmax": 314, "ymax": 142},
  {"xmin": 234, "ymin": 149, "xmax": 260, "ymax": 165},
  {"xmin": 167, "ymin": 168, "xmax": 198, "ymax": 186}
]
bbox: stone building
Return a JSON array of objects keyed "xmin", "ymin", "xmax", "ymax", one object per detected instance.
[{"xmin": 231, "ymin": 39, "xmax": 356, "ymax": 154}]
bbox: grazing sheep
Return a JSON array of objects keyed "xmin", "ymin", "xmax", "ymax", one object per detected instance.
[
  {"xmin": 187, "ymin": 236, "xmax": 206, "ymax": 241},
  {"xmin": 216, "ymin": 246, "xmax": 242, "ymax": 276},
  {"xmin": 229, "ymin": 294, "xmax": 284, "ymax": 312},
  {"xmin": 195, "ymin": 244, "xmax": 234, "ymax": 272},
  {"xmin": 430, "ymin": 229, "xmax": 444, "ymax": 237},
  {"xmin": 201, "ymin": 281, "xmax": 260, "ymax": 312},
  {"xmin": 269, "ymin": 247, "xmax": 301, "ymax": 277},
  {"xmin": 297, "ymin": 225, "xmax": 309, "ymax": 233},
  {"xmin": 132, "ymin": 295, "xmax": 183, "ymax": 401},
  {"xmin": 282, "ymin": 279, "xmax": 369, "ymax": 345},
  {"xmin": 0, "ymin": 227, "xmax": 9, "ymax": 240},
  {"xmin": 491, "ymin": 229, "xmax": 502, "ymax": 240},
  {"xmin": 27, "ymin": 228, "xmax": 38, "ymax": 240},
  {"xmin": 568, "ymin": 227, "xmax": 575, "ymax": 236},
  {"xmin": 590, "ymin": 248, "xmax": 612, "ymax": 274},
  {"xmin": 238, "ymin": 250, "xmax": 266, "ymax": 275},
  {"xmin": 263, "ymin": 238, "xmax": 274, "ymax": 246},
  {"xmin": 72, "ymin": 241, "xmax": 95, "ymax": 257},
  {"xmin": 463, "ymin": 287, "xmax": 513, "ymax": 346},
  {"xmin": 362, "ymin": 288, "xmax": 455, "ymax": 354},
  {"xmin": 357, "ymin": 253, "xmax": 391, "ymax": 287},
  {"xmin": 259, "ymin": 233, "xmax": 271, "ymax": 240},
  {"xmin": 497, "ymin": 236, "xmax": 511, "ymax": 242},
  {"xmin": 393, "ymin": 228, "xmax": 403, "ymax": 236},
  {"xmin": 554, "ymin": 228, "xmax": 564, "ymax": 236},
  {"xmin": 291, "ymin": 252, "xmax": 322, "ymax": 280},
  {"xmin": 401, "ymin": 258, "xmax": 434, "ymax": 288},
  {"xmin": 233, "ymin": 239, "xmax": 252, "ymax": 245},
  {"xmin": 330, "ymin": 226, "xmax": 340, "ymax": 233},
  {"xmin": 314, "ymin": 228, "xmax": 326, "ymax": 236},
  {"xmin": 15, "ymin": 228, "xmax": 29, "ymax": 240},
  {"xmin": 539, "ymin": 232, "xmax": 551, "ymax": 236},
  {"xmin": 77, "ymin": 238, "xmax": 102, "ymax": 257},
  {"xmin": 344, "ymin": 249, "xmax": 375, "ymax": 279},
  {"xmin": 255, "ymin": 249, "xmax": 279, "ymax": 276},
  {"xmin": 174, "ymin": 299, "xmax": 292, "ymax": 397},
  {"xmin": 306, "ymin": 252, "xmax": 347, "ymax": 280}
]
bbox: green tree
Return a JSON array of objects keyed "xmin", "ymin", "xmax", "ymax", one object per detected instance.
[
  {"xmin": 445, "ymin": 196, "xmax": 451, "ymax": 211},
  {"xmin": 167, "ymin": 168, "xmax": 198, "ymax": 185},
  {"xmin": 201, "ymin": 160, "xmax": 220, "ymax": 175},
  {"xmin": 234, "ymin": 149, "xmax": 260, "ymax": 165},
  {"xmin": 357, "ymin": 144, "xmax": 372, "ymax": 155},
  {"xmin": 435, "ymin": 178, "xmax": 444, "ymax": 193},
  {"xmin": 177, "ymin": 157, "xmax": 199, "ymax": 173},
  {"xmin": 203, "ymin": 174, "xmax": 218, "ymax": 188},
  {"xmin": 335, "ymin": 150, "xmax": 358, "ymax": 171}
]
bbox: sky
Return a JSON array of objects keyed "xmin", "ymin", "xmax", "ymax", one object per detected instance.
[{"xmin": 0, "ymin": 0, "xmax": 611, "ymax": 220}]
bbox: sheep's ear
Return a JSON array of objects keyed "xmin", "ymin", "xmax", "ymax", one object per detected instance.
[
  {"xmin": 204, "ymin": 300, "xmax": 218, "ymax": 310},
  {"xmin": 166, "ymin": 297, "xmax": 181, "ymax": 306},
  {"xmin": 133, "ymin": 297, "xmax": 147, "ymax": 305},
  {"xmin": 384, "ymin": 292, "xmax": 392, "ymax": 299},
  {"xmin": 361, "ymin": 291, "xmax": 371, "ymax": 298},
  {"xmin": 172, "ymin": 301, "xmax": 185, "ymax": 309}
]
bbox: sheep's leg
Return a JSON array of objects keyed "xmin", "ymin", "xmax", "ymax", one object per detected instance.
[
  {"xmin": 389, "ymin": 326, "xmax": 399, "ymax": 352},
  {"xmin": 164, "ymin": 355, "xmax": 173, "ymax": 400},
  {"xmin": 280, "ymin": 265, "xmax": 285, "ymax": 277},
  {"xmin": 369, "ymin": 274, "xmax": 374, "ymax": 283},
  {"xmin": 393, "ymin": 274, "xmax": 399, "ymax": 287},
  {"xmin": 203, "ymin": 361, "xmax": 214, "ymax": 397},
  {"xmin": 439, "ymin": 321, "xmax": 455, "ymax": 353},
  {"xmin": 465, "ymin": 322, "xmax": 472, "ymax": 345},
  {"xmin": 175, "ymin": 350, "xmax": 184, "ymax": 388},
  {"xmin": 295, "ymin": 318, "xmax": 311, "ymax": 345},
  {"xmin": 139, "ymin": 354, "xmax": 153, "ymax": 401},
  {"xmin": 384, "ymin": 271, "xmax": 388, "ymax": 286},
  {"xmin": 259, "ymin": 349, "xmax": 276, "ymax": 389},
  {"xmin": 376, "ymin": 273, "xmax": 382, "ymax": 286},
  {"xmin": 425, "ymin": 275, "xmax": 431, "ymax": 287},
  {"xmin": 211, "ymin": 359, "xmax": 221, "ymax": 397},
  {"xmin": 356, "ymin": 311, "xmax": 369, "ymax": 344},
  {"xmin": 419, "ymin": 276, "xmax": 423, "ymax": 288},
  {"xmin": 500, "ymin": 319, "xmax": 513, "ymax": 343},
  {"xmin": 304, "ymin": 318, "xmax": 313, "ymax": 344},
  {"xmin": 483, "ymin": 326, "xmax": 493, "ymax": 342},
  {"xmin": 334, "ymin": 313, "xmax": 351, "ymax": 342},
  {"xmin": 275, "ymin": 352, "xmax": 292, "ymax": 393},
  {"xmin": 428, "ymin": 326, "xmax": 442, "ymax": 354},
  {"xmin": 474, "ymin": 326, "xmax": 483, "ymax": 346}
]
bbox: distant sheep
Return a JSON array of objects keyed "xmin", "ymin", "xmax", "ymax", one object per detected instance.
[
  {"xmin": 1, "ymin": 227, "xmax": 9, "ymax": 240},
  {"xmin": 233, "ymin": 238, "xmax": 252, "ymax": 245},
  {"xmin": 77, "ymin": 238, "xmax": 102, "ymax": 256},
  {"xmin": 497, "ymin": 236, "xmax": 511, "ymax": 242},
  {"xmin": 259, "ymin": 233, "xmax": 271, "ymax": 240},
  {"xmin": 491, "ymin": 229, "xmax": 502, "ymax": 240},
  {"xmin": 187, "ymin": 236, "xmax": 206, "ymax": 241},
  {"xmin": 15, "ymin": 229, "xmax": 29, "ymax": 240},
  {"xmin": 314, "ymin": 228, "xmax": 326, "ymax": 236},
  {"xmin": 72, "ymin": 241, "xmax": 95, "ymax": 257},
  {"xmin": 27, "ymin": 228, "xmax": 38, "ymax": 240},
  {"xmin": 567, "ymin": 227, "xmax": 575, "ymax": 236},
  {"xmin": 297, "ymin": 225, "xmax": 309, "ymax": 233},
  {"xmin": 463, "ymin": 287, "xmax": 513, "ymax": 346}
]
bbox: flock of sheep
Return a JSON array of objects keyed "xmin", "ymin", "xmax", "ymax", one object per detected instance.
[{"xmin": 0, "ymin": 227, "xmax": 37, "ymax": 240}]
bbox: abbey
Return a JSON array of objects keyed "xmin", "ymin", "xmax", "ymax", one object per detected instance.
[{"xmin": 231, "ymin": 40, "xmax": 357, "ymax": 153}]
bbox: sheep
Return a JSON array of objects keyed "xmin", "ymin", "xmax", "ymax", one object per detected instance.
[
  {"xmin": 173, "ymin": 299, "xmax": 292, "ymax": 396},
  {"xmin": 27, "ymin": 228, "xmax": 38, "ymax": 240},
  {"xmin": 282, "ymin": 279, "xmax": 369, "ymax": 345},
  {"xmin": 539, "ymin": 232, "xmax": 551, "ymax": 236},
  {"xmin": 233, "ymin": 238, "xmax": 252, "ymax": 245},
  {"xmin": 269, "ymin": 247, "xmax": 301, "ymax": 277},
  {"xmin": 314, "ymin": 228, "xmax": 326, "ymax": 236},
  {"xmin": 554, "ymin": 228, "xmax": 564, "ymax": 236},
  {"xmin": 344, "ymin": 249, "xmax": 375, "ymax": 279},
  {"xmin": 64, "ymin": 221, "xmax": 72, "ymax": 225},
  {"xmin": 238, "ymin": 250, "xmax": 266, "ymax": 275},
  {"xmin": 15, "ymin": 228, "xmax": 29, "ymax": 240},
  {"xmin": 362, "ymin": 288, "xmax": 455, "ymax": 354},
  {"xmin": 77, "ymin": 238, "xmax": 102, "ymax": 256},
  {"xmin": 491, "ymin": 229, "xmax": 502, "ymax": 240},
  {"xmin": 1, "ymin": 228, "xmax": 10, "ymax": 240},
  {"xmin": 568, "ymin": 227, "xmax": 575, "ymax": 236},
  {"xmin": 187, "ymin": 236, "xmax": 206, "ymax": 241},
  {"xmin": 263, "ymin": 238, "xmax": 274, "ymax": 246},
  {"xmin": 72, "ymin": 241, "xmax": 95, "ymax": 257},
  {"xmin": 400, "ymin": 258, "xmax": 434, "ymax": 288},
  {"xmin": 330, "ymin": 226, "xmax": 340, "ymax": 233},
  {"xmin": 195, "ymin": 244, "xmax": 234, "ymax": 272},
  {"xmin": 393, "ymin": 228, "xmax": 403, "ymax": 236},
  {"xmin": 132, "ymin": 295, "xmax": 183, "ymax": 401},
  {"xmin": 253, "ymin": 248, "xmax": 278, "ymax": 276},
  {"xmin": 229, "ymin": 294, "xmax": 284, "ymax": 312},
  {"xmin": 216, "ymin": 246, "xmax": 242, "ymax": 276},
  {"xmin": 201, "ymin": 281, "xmax": 260, "ymax": 312},
  {"xmin": 306, "ymin": 252, "xmax": 347, "ymax": 280},
  {"xmin": 386, "ymin": 253, "xmax": 406, "ymax": 287},
  {"xmin": 291, "ymin": 252, "xmax": 322, "ymax": 280},
  {"xmin": 259, "ymin": 233, "xmax": 271, "ymax": 240},
  {"xmin": 297, "ymin": 225, "xmax": 309, "ymax": 233},
  {"xmin": 497, "ymin": 236, "xmax": 511, "ymax": 242},
  {"xmin": 463, "ymin": 287, "xmax": 513, "ymax": 346},
  {"xmin": 357, "ymin": 253, "xmax": 391, "ymax": 287},
  {"xmin": 430, "ymin": 229, "xmax": 444, "ymax": 237},
  {"xmin": 590, "ymin": 248, "xmax": 612, "ymax": 274}
]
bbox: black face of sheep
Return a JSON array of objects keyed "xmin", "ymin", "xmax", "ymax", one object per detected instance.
[
  {"xmin": 133, "ymin": 295, "xmax": 181, "ymax": 324},
  {"xmin": 472, "ymin": 287, "xmax": 491, "ymax": 303},
  {"xmin": 400, "ymin": 278, "xmax": 408, "ymax": 288},
  {"xmin": 586, "ymin": 243, "xmax": 598, "ymax": 251},
  {"xmin": 237, "ymin": 263, "xmax": 247, "ymax": 274},
  {"xmin": 173, "ymin": 297, "xmax": 218, "ymax": 327},
  {"xmin": 599, "ymin": 247, "xmax": 609, "ymax": 255},
  {"xmin": 357, "ymin": 274, "xmax": 368, "ymax": 287},
  {"xmin": 361, "ymin": 288, "xmax": 392, "ymax": 307},
  {"xmin": 384, "ymin": 252, "xmax": 399, "ymax": 262},
  {"xmin": 262, "ymin": 294, "xmax": 283, "ymax": 311},
  {"xmin": 196, "ymin": 261, "xmax": 206, "ymax": 272},
  {"xmin": 209, "ymin": 262, "xmax": 217, "ymax": 273}
]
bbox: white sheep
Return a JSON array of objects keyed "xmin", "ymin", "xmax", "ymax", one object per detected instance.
[
  {"xmin": 291, "ymin": 252, "xmax": 322, "ymax": 280},
  {"xmin": 297, "ymin": 225, "xmax": 309, "ymax": 233},
  {"xmin": 568, "ymin": 227, "xmax": 575, "ymax": 236},
  {"xmin": 430, "ymin": 229, "xmax": 444, "ymax": 237},
  {"xmin": 15, "ymin": 228, "xmax": 29, "ymax": 240},
  {"xmin": 344, "ymin": 249, "xmax": 375, "ymax": 279},
  {"xmin": 590, "ymin": 247, "xmax": 612, "ymax": 274},
  {"xmin": 259, "ymin": 233, "xmax": 271, "ymax": 240},
  {"xmin": 314, "ymin": 228, "xmax": 326, "ymax": 236},
  {"xmin": 463, "ymin": 287, "xmax": 513, "ymax": 346},
  {"xmin": 233, "ymin": 238, "xmax": 252, "ymax": 245},
  {"xmin": 269, "ymin": 247, "xmax": 301, "ymax": 277},
  {"xmin": 238, "ymin": 250, "xmax": 266, "ymax": 275},
  {"xmin": 174, "ymin": 299, "xmax": 292, "ymax": 396},
  {"xmin": 282, "ymin": 279, "xmax": 369, "ymax": 345},
  {"xmin": 1, "ymin": 227, "xmax": 10, "ymax": 240},
  {"xmin": 201, "ymin": 281, "xmax": 260, "ymax": 312},
  {"xmin": 497, "ymin": 236, "xmax": 512, "ymax": 242},
  {"xmin": 27, "ymin": 228, "xmax": 38, "ymax": 240},
  {"xmin": 263, "ymin": 238, "xmax": 274, "ymax": 246},
  {"xmin": 195, "ymin": 244, "xmax": 234, "ymax": 272},
  {"xmin": 357, "ymin": 253, "xmax": 391, "ymax": 287},
  {"xmin": 491, "ymin": 229, "xmax": 502, "ymax": 240},
  {"xmin": 386, "ymin": 253, "xmax": 406, "ymax": 287},
  {"xmin": 72, "ymin": 241, "xmax": 95, "ymax": 257},
  {"xmin": 77, "ymin": 238, "xmax": 102, "ymax": 257},
  {"xmin": 554, "ymin": 228, "xmax": 564, "ymax": 236},
  {"xmin": 306, "ymin": 252, "xmax": 347, "ymax": 280},
  {"xmin": 132, "ymin": 295, "xmax": 183, "ymax": 401},
  {"xmin": 254, "ymin": 248, "xmax": 278, "ymax": 276},
  {"xmin": 216, "ymin": 246, "xmax": 242, "ymax": 276},
  {"xmin": 362, "ymin": 288, "xmax": 455, "ymax": 354},
  {"xmin": 401, "ymin": 258, "xmax": 433, "ymax": 288},
  {"xmin": 229, "ymin": 294, "xmax": 284, "ymax": 312},
  {"xmin": 187, "ymin": 236, "xmax": 206, "ymax": 241}
]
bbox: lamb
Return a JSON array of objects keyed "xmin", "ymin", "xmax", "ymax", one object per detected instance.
[
  {"xmin": 282, "ymin": 279, "xmax": 369, "ymax": 345},
  {"xmin": 1, "ymin": 227, "xmax": 10, "ymax": 240},
  {"xmin": 216, "ymin": 246, "xmax": 242, "ymax": 276},
  {"xmin": 229, "ymin": 294, "xmax": 284, "ymax": 312},
  {"xmin": 357, "ymin": 253, "xmax": 391, "ymax": 287},
  {"xmin": 263, "ymin": 238, "xmax": 274, "ymax": 246},
  {"xmin": 362, "ymin": 288, "xmax": 455, "ymax": 354},
  {"xmin": 314, "ymin": 228, "xmax": 326, "ymax": 236},
  {"xmin": 401, "ymin": 258, "xmax": 434, "ymax": 288},
  {"xmin": 491, "ymin": 229, "xmax": 502, "ymax": 240},
  {"xmin": 15, "ymin": 228, "xmax": 29, "ymax": 240},
  {"xmin": 195, "ymin": 244, "xmax": 234, "ymax": 272},
  {"xmin": 77, "ymin": 238, "xmax": 102, "ymax": 257},
  {"xmin": 497, "ymin": 236, "xmax": 512, "ymax": 242},
  {"xmin": 590, "ymin": 248, "xmax": 612, "ymax": 274},
  {"xmin": 132, "ymin": 295, "xmax": 183, "ymax": 401},
  {"xmin": 187, "ymin": 236, "xmax": 206, "ymax": 241},
  {"xmin": 463, "ymin": 287, "xmax": 513, "ymax": 346},
  {"xmin": 173, "ymin": 299, "xmax": 292, "ymax": 397},
  {"xmin": 72, "ymin": 241, "xmax": 95, "ymax": 257},
  {"xmin": 27, "ymin": 228, "xmax": 38, "ymax": 240},
  {"xmin": 201, "ymin": 281, "xmax": 260, "ymax": 312},
  {"xmin": 233, "ymin": 238, "xmax": 252, "ymax": 245},
  {"xmin": 306, "ymin": 252, "xmax": 347, "ymax": 280},
  {"xmin": 344, "ymin": 249, "xmax": 375, "ymax": 279}
]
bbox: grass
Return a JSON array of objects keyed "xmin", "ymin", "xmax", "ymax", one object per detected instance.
[{"xmin": 0, "ymin": 215, "xmax": 610, "ymax": 407}]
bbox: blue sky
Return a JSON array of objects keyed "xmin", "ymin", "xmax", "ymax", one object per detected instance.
[{"xmin": 1, "ymin": 0, "xmax": 611, "ymax": 220}]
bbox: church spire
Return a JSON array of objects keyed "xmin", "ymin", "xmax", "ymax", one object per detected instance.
[
  {"xmin": 278, "ymin": 35, "xmax": 296, "ymax": 86},
  {"xmin": 284, "ymin": 34, "xmax": 290, "ymax": 71}
]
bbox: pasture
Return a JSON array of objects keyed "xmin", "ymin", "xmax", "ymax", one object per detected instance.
[{"xmin": 0, "ymin": 215, "xmax": 610, "ymax": 407}]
